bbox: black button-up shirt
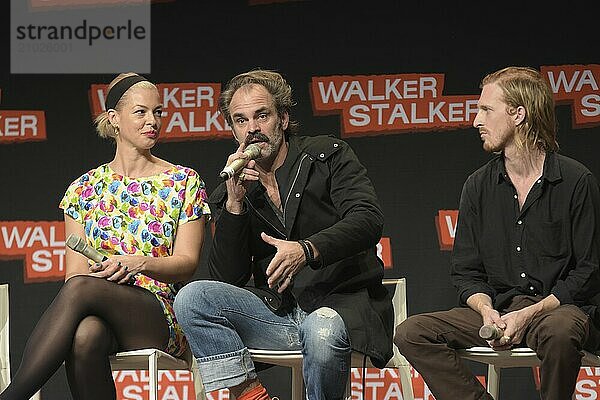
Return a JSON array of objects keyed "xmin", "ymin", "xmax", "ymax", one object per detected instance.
[{"xmin": 451, "ymin": 151, "xmax": 600, "ymax": 321}]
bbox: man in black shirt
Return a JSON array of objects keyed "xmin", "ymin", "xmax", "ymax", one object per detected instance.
[
  {"xmin": 395, "ymin": 66, "xmax": 600, "ymax": 400},
  {"xmin": 174, "ymin": 69, "xmax": 393, "ymax": 400}
]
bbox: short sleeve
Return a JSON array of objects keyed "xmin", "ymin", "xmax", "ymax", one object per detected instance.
[
  {"xmin": 179, "ymin": 169, "xmax": 211, "ymax": 224},
  {"xmin": 59, "ymin": 176, "xmax": 87, "ymax": 223}
]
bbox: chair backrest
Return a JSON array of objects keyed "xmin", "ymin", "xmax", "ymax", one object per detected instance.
[
  {"xmin": 382, "ymin": 278, "xmax": 408, "ymax": 368},
  {"xmin": 0, "ymin": 284, "xmax": 10, "ymax": 392}
]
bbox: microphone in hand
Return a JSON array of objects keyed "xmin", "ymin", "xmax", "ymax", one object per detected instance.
[
  {"xmin": 479, "ymin": 324, "xmax": 504, "ymax": 340},
  {"xmin": 66, "ymin": 233, "xmax": 137, "ymax": 285},
  {"xmin": 66, "ymin": 234, "xmax": 107, "ymax": 263},
  {"xmin": 219, "ymin": 143, "xmax": 262, "ymax": 181}
]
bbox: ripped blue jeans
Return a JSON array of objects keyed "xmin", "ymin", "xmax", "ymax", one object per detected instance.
[{"xmin": 174, "ymin": 280, "xmax": 351, "ymax": 400}]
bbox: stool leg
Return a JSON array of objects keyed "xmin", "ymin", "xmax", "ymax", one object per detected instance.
[
  {"xmin": 291, "ymin": 365, "xmax": 304, "ymax": 400},
  {"xmin": 487, "ymin": 364, "xmax": 500, "ymax": 399},
  {"xmin": 149, "ymin": 352, "xmax": 158, "ymax": 400},
  {"xmin": 398, "ymin": 365, "xmax": 414, "ymax": 400}
]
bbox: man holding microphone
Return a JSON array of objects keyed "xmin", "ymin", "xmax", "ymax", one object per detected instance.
[
  {"xmin": 395, "ymin": 66, "xmax": 600, "ymax": 399},
  {"xmin": 174, "ymin": 69, "xmax": 393, "ymax": 400}
]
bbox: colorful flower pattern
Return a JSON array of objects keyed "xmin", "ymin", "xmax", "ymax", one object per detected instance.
[{"xmin": 59, "ymin": 164, "xmax": 210, "ymax": 356}]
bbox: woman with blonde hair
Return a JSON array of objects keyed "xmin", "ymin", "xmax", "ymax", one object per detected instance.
[{"xmin": 0, "ymin": 73, "xmax": 210, "ymax": 400}]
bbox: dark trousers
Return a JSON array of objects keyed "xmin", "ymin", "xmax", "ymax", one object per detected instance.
[{"xmin": 394, "ymin": 296, "xmax": 600, "ymax": 400}]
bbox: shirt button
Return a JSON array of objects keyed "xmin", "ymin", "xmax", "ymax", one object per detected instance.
[
  {"xmin": 529, "ymin": 286, "xmax": 535, "ymax": 291},
  {"xmin": 517, "ymin": 220, "xmax": 523, "ymax": 225},
  {"xmin": 319, "ymin": 153, "xmax": 325, "ymax": 158},
  {"xmin": 537, "ymin": 179, "xmax": 542, "ymax": 184},
  {"xmin": 514, "ymin": 194, "xmax": 518, "ymax": 199},
  {"xmin": 516, "ymin": 246, "xmax": 521, "ymax": 252},
  {"xmin": 295, "ymin": 193, "xmax": 300, "ymax": 198},
  {"xmin": 520, "ymin": 272, "xmax": 526, "ymax": 278},
  {"xmin": 333, "ymin": 143, "xmax": 339, "ymax": 148}
]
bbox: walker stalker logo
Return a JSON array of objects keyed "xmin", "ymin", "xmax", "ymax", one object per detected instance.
[
  {"xmin": 0, "ymin": 221, "xmax": 66, "ymax": 282},
  {"xmin": 206, "ymin": 389, "xmax": 231, "ymax": 400},
  {"xmin": 310, "ymin": 74, "xmax": 479, "ymax": 137},
  {"xmin": 435, "ymin": 210, "xmax": 458, "ymax": 251},
  {"xmin": 117, "ymin": 366, "xmax": 487, "ymax": 400},
  {"xmin": 89, "ymin": 83, "xmax": 230, "ymax": 141},
  {"xmin": 114, "ymin": 370, "xmax": 198, "ymax": 400},
  {"xmin": 542, "ymin": 64, "xmax": 600, "ymax": 129},
  {"xmin": 0, "ymin": 110, "xmax": 47, "ymax": 144},
  {"xmin": 573, "ymin": 368, "xmax": 600, "ymax": 399},
  {"xmin": 377, "ymin": 237, "xmax": 393, "ymax": 269},
  {"xmin": 0, "ymin": 88, "xmax": 47, "ymax": 144},
  {"xmin": 351, "ymin": 367, "xmax": 485, "ymax": 400}
]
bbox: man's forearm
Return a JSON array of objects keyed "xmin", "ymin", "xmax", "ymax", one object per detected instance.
[
  {"xmin": 527, "ymin": 294, "xmax": 560, "ymax": 317},
  {"xmin": 466, "ymin": 293, "xmax": 494, "ymax": 315}
]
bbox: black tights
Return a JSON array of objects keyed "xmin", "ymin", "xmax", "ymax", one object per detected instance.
[{"xmin": 0, "ymin": 276, "xmax": 170, "ymax": 400}]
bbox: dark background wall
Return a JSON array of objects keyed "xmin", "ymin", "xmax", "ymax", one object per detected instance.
[{"xmin": 1, "ymin": 1, "xmax": 599, "ymax": 398}]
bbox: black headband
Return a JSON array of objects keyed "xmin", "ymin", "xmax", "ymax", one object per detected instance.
[{"xmin": 105, "ymin": 75, "xmax": 148, "ymax": 110}]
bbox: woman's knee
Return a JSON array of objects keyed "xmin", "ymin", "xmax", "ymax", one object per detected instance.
[
  {"xmin": 61, "ymin": 275, "xmax": 96, "ymax": 294},
  {"xmin": 59, "ymin": 275, "xmax": 108, "ymax": 306},
  {"xmin": 71, "ymin": 316, "xmax": 114, "ymax": 359}
]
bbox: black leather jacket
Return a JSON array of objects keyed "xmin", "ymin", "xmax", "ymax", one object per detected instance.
[{"xmin": 208, "ymin": 134, "xmax": 394, "ymax": 368}]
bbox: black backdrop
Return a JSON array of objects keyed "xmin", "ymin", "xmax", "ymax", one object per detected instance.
[{"xmin": 1, "ymin": 1, "xmax": 599, "ymax": 398}]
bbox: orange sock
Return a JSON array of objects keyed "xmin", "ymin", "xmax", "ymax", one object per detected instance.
[{"xmin": 237, "ymin": 383, "xmax": 271, "ymax": 400}]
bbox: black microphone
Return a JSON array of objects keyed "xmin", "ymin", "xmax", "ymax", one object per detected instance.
[
  {"xmin": 219, "ymin": 144, "xmax": 262, "ymax": 181},
  {"xmin": 65, "ymin": 234, "xmax": 107, "ymax": 263}
]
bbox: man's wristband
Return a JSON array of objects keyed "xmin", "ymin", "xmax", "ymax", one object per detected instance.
[{"xmin": 298, "ymin": 239, "xmax": 320, "ymax": 269}]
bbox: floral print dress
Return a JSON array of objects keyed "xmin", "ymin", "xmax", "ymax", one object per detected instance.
[{"xmin": 59, "ymin": 163, "xmax": 210, "ymax": 356}]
